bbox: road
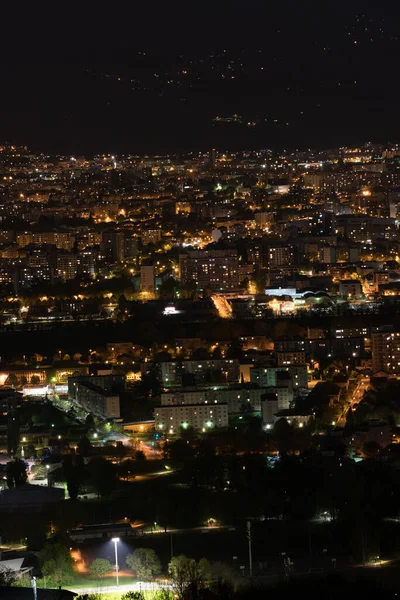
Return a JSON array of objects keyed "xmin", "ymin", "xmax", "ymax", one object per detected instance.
[
  {"xmin": 349, "ymin": 377, "xmax": 369, "ymax": 412},
  {"xmin": 337, "ymin": 377, "xmax": 369, "ymax": 425}
]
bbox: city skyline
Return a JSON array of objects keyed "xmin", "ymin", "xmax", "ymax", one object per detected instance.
[{"xmin": 2, "ymin": 4, "xmax": 400, "ymax": 597}]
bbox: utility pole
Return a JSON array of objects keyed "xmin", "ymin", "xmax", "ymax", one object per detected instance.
[
  {"xmin": 246, "ymin": 520, "xmax": 253, "ymax": 577},
  {"xmin": 170, "ymin": 531, "xmax": 174, "ymax": 560}
]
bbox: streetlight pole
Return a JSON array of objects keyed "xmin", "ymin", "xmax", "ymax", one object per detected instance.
[
  {"xmin": 31, "ymin": 576, "xmax": 37, "ymax": 600},
  {"xmin": 112, "ymin": 537, "xmax": 120, "ymax": 586},
  {"xmin": 246, "ymin": 521, "xmax": 252, "ymax": 577}
]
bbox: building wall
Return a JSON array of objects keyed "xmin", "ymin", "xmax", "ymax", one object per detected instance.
[
  {"xmin": 372, "ymin": 331, "xmax": 400, "ymax": 373},
  {"xmin": 160, "ymin": 387, "xmax": 267, "ymax": 412},
  {"xmin": 140, "ymin": 265, "xmax": 155, "ymax": 292},
  {"xmin": 250, "ymin": 365, "xmax": 308, "ymax": 389},
  {"xmin": 155, "ymin": 403, "xmax": 228, "ymax": 433},
  {"xmin": 179, "ymin": 250, "xmax": 239, "ymax": 290},
  {"xmin": 276, "ymin": 351, "xmax": 306, "ymax": 366},
  {"xmin": 261, "ymin": 398, "xmax": 279, "ymax": 427},
  {"xmin": 142, "ymin": 359, "xmax": 241, "ymax": 386},
  {"xmin": 71, "ymin": 383, "xmax": 120, "ymax": 418}
]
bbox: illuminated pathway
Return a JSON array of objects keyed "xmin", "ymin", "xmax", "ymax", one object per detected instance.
[{"xmin": 70, "ymin": 581, "xmax": 171, "ymax": 594}]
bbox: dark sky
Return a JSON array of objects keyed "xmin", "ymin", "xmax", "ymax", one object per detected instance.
[{"xmin": 1, "ymin": 1, "xmax": 400, "ymax": 154}]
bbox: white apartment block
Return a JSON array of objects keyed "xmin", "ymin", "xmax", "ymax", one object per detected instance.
[
  {"xmin": 261, "ymin": 386, "xmax": 292, "ymax": 427},
  {"xmin": 160, "ymin": 386, "xmax": 267, "ymax": 413},
  {"xmin": 155, "ymin": 403, "xmax": 229, "ymax": 433}
]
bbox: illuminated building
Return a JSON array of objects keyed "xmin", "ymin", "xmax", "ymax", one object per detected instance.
[
  {"xmin": 142, "ymin": 358, "xmax": 240, "ymax": 386},
  {"xmin": 56, "ymin": 253, "xmax": 78, "ymax": 281},
  {"xmin": 101, "ymin": 230, "xmax": 124, "ymax": 263},
  {"xmin": 371, "ymin": 329, "xmax": 400, "ymax": 374},
  {"xmin": 155, "ymin": 402, "xmax": 228, "ymax": 433},
  {"xmin": 250, "ymin": 365, "xmax": 308, "ymax": 389},
  {"xmin": 268, "ymin": 245, "xmax": 293, "ymax": 267},
  {"xmin": 142, "ymin": 229, "xmax": 162, "ymax": 246},
  {"xmin": 160, "ymin": 386, "xmax": 269, "ymax": 413},
  {"xmin": 179, "ymin": 249, "xmax": 239, "ymax": 290},
  {"xmin": 68, "ymin": 374, "xmax": 124, "ymax": 419},
  {"xmin": 140, "ymin": 263, "xmax": 155, "ymax": 293}
]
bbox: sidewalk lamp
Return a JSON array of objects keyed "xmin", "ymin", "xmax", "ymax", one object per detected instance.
[{"xmin": 112, "ymin": 538, "xmax": 120, "ymax": 586}]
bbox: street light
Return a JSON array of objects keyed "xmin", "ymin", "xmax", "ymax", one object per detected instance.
[{"xmin": 112, "ymin": 538, "xmax": 120, "ymax": 586}]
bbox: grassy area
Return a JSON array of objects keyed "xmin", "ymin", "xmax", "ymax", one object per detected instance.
[
  {"xmin": 97, "ymin": 592, "xmax": 159, "ymax": 600},
  {"xmin": 32, "ymin": 575, "xmax": 138, "ymax": 590},
  {"xmin": 69, "ymin": 575, "xmax": 138, "ymax": 589}
]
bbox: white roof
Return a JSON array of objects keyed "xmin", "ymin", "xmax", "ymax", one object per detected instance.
[{"xmin": 0, "ymin": 558, "xmax": 24, "ymax": 572}]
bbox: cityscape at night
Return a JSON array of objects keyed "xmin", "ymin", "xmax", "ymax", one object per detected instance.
[{"xmin": 3, "ymin": 2, "xmax": 400, "ymax": 600}]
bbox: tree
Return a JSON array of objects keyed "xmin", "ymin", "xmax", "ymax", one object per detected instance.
[
  {"xmin": 126, "ymin": 548, "xmax": 161, "ymax": 580},
  {"xmin": 363, "ymin": 440, "xmax": 382, "ymax": 458},
  {"xmin": 41, "ymin": 543, "xmax": 74, "ymax": 586},
  {"xmin": 85, "ymin": 413, "xmax": 95, "ymax": 431},
  {"xmin": 0, "ymin": 566, "xmax": 16, "ymax": 586},
  {"xmin": 89, "ymin": 558, "xmax": 113, "ymax": 579},
  {"xmin": 5, "ymin": 373, "xmax": 18, "ymax": 388},
  {"xmin": 6, "ymin": 458, "xmax": 27, "ymax": 488},
  {"xmin": 7, "ymin": 408, "xmax": 20, "ymax": 455},
  {"xmin": 31, "ymin": 375, "xmax": 41, "ymax": 385},
  {"xmin": 63, "ymin": 454, "xmax": 85, "ymax": 500},
  {"xmin": 159, "ymin": 277, "xmax": 179, "ymax": 300},
  {"xmin": 121, "ymin": 593, "xmax": 145, "ymax": 600},
  {"xmin": 118, "ymin": 458, "xmax": 136, "ymax": 481},
  {"xmin": 168, "ymin": 555, "xmax": 209, "ymax": 599},
  {"xmin": 153, "ymin": 592, "xmax": 173, "ymax": 600},
  {"xmin": 87, "ymin": 456, "xmax": 117, "ymax": 498},
  {"xmin": 197, "ymin": 558, "xmax": 212, "ymax": 581},
  {"xmin": 21, "ymin": 443, "xmax": 37, "ymax": 459},
  {"xmin": 179, "ymin": 425, "xmax": 197, "ymax": 443},
  {"xmin": 77, "ymin": 435, "xmax": 92, "ymax": 456},
  {"xmin": 135, "ymin": 450, "xmax": 146, "ymax": 461}
]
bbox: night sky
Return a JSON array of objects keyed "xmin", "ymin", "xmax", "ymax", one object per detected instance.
[{"xmin": 2, "ymin": 1, "xmax": 400, "ymax": 154}]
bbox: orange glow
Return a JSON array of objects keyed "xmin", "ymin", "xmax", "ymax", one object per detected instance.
[{"xmin": 70, "ymin": 549, "xmax": 87, "ymax": 573}]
